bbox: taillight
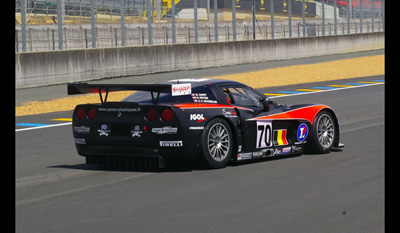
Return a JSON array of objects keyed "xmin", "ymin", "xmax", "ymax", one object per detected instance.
[
  {"xmin": 76, "ymin": 107, "xmax": 97, "ymax": 120},
  {"xmin": 146, "ymin": 109, "xmax": 158, "ymax": 121},
  {"xmin": 76, "ymin": 107, "xmax": 86, "ymax": 120},
  {"xmin": 87, "ymin": 107, "xmax": 97, "ymax": 120},
  {"xmin": 161, "ymin": 109, "xmax": 174, "ymax": 122}
]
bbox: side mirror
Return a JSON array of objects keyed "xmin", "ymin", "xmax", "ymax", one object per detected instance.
[{"xmin": 262, "ymin": 98, "xmax": 274, "ymax": 112}]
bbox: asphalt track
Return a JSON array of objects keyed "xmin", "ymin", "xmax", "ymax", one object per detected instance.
[{"xmin": 16, "ymin": 74, "xmax": 384, "ymax": 232}]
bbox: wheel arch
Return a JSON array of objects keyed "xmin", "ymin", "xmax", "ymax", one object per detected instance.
[
  {"xmin": 314, "ymin": 108, "xmax": 340, "ymax": 148},
  {"xmin": 207, "ymin": 115, "xmax": 239, "ymax": 159}
]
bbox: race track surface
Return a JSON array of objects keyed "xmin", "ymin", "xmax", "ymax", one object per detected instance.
[{"xmin": 16, "ymin": 75, "xmax": 384, "ymax": 232}]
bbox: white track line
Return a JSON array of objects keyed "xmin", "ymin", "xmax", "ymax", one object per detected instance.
[
  {"xmin": 15, "ymin": 122, "xmax": 72, "ymax": 132},
  {"xmin": 269, "ymin": 82, "xmax": 384, "ymax": 99},
  {"xmin": 15, "ymin": 82, "xmax": 384, "ymax": 132}
]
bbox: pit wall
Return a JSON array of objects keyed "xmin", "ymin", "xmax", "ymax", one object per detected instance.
[{"xmin": 15, "ymin": 32, "xmax": 384, "ymax": 89}]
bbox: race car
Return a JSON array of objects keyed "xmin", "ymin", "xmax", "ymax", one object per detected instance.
[{"xmin": 68, "ymin": 78, "xmax": 344, "ymax": 169}]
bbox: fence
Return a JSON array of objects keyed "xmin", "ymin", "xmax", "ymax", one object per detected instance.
[
  {"xmin": 16, "ymin": 32, "xmax": 384, "ymax": 89},
  {"xmin": 15, "ymin": 0, "xmax": 385, "ymax": 52}
]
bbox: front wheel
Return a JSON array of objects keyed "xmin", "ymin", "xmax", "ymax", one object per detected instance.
[
  {"xmin": 199, "ymin": 118, "xmax": 233, "ymax": 169},
  {"xmin": 305, "ymin": 110, "xmax": 337, "ymax": 154}
]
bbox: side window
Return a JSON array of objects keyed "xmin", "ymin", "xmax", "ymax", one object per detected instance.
[
  {"xmin": 221, "ymin": 88, "xmax": 233, "ymax": 104},
  {"xmin": 227, "ymin": 86, "xmax": 263, "ymax": 108}
]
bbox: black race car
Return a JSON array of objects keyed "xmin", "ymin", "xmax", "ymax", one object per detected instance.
[{"xmin": 68, "ymin": 79, "xmax": 343, "ymax": 169}]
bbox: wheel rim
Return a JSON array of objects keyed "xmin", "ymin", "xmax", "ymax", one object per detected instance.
[
  {"xmin": 316, "ymin": 114, "xmax": 335, "ymax": 149},
  {"xmin": 207, "ymin": 123, "xmax": 231, "ymax": 161}
]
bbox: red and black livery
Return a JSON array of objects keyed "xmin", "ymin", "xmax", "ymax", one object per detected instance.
[{"xmin": 68, "ymin": 79, "xmax": 343, "ymax": 169}]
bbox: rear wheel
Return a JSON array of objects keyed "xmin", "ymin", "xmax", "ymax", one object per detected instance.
[
  {"xmin": 306, "ymin": 110, "xmax": 336, "ymax": 154},
  {"xmin": 200, "ymin": 118, "xmax": 233, "ymax": 169}
]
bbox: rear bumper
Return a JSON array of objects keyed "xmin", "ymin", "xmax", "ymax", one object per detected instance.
[
  {"xmin": 77, "ymin": 144, "xmax": 185, "ymax": 159},
  {"xmin": 76, "ymin": 144, "xmax": 192, "ymax": 168}
]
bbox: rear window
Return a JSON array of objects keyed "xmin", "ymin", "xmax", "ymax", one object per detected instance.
[{"xmin": 122, "ymin": 86, "xmax": 218, "ymax": 104}]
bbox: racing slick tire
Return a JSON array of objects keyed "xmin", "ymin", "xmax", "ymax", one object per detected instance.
[
  {"xmin": 199, "ymin": 118, "xmax": 233, "ymax": 169},
  {"xmin": 305, "ymin": 110, "xmax": 337, "ymax": 154}
]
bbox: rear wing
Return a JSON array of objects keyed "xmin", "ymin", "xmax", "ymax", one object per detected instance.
[{"xmin": 67, "ymin": 82, "xmax": 192, "ymax": 104}]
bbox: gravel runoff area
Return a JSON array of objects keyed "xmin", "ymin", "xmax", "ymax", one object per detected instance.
[{"xmin": 15, "ymin": 54, "xmax": 384, "ymax": 117}]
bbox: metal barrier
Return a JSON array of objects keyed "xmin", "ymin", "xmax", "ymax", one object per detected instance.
[
  {"xmin": 15, "ymin": 32, "xmax": 385, "ymax": 89},
  {"xmin": 15, "ymin": 0, "xmax": 385, "ymax": 52}
]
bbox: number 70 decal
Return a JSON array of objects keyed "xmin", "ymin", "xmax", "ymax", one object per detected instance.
[{"xmin": 256, "ymin": 121, "xmax": 272, "ymax": 148}]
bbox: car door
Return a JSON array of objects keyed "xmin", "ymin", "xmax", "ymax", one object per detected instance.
[{"xmin": 220, "ymin": 85, "xmax": 267, "ymax": 152}]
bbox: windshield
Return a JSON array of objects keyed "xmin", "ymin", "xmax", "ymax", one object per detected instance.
[{"xmin": 226, "ymin": 86, "xmax": 264, "ymax": 108}]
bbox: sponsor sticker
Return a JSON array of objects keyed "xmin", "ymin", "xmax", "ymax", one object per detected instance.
[
  {"xmin": 237, "ymin": 153, "xmax": 252, "ymax": 160},
  {"xmin": 222, "ymin": 108, "xmax": 238, "ymax": 118},
  {"xmin": 297, "ymin": 123, "xmax": 309, "ymax": 142},
  {"xmin": 190, "ymin": 114, "xmax": 206, "ymax": 122},
  {"xmin": 292, "ymin": 145, "xmax": 303, "ymax": 152},
  {"xmin": 189, "ymin": 126, "xmax": 204, "ymax": 130},
  {"xmin": 282, "ymin": 147, "xmax": 291, "ymax": 154},
  {"xmin": 74, "ymin": 126, "xmax": 90, "ymax": 134},
  {"xmin": 274, "ymin": 149, "xmax": 281, "ymax": 155},
  {"xmin": 172, "ymin": 83, "xmax": 191, "ymax": 96},
  {"xmin": 152, "ymin": 126, "xmax": 178, "ymax": 134},
  {"xmin": 159, "ymin": 141, "xmax": 183, "ymax": 147},
  {"xmin": 252, "ymin": 151, "xmax": 263, "ymax": 158},
  {"xmin": 98, "ymin": 107, "xmax": 141, "ymax": 112}
]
